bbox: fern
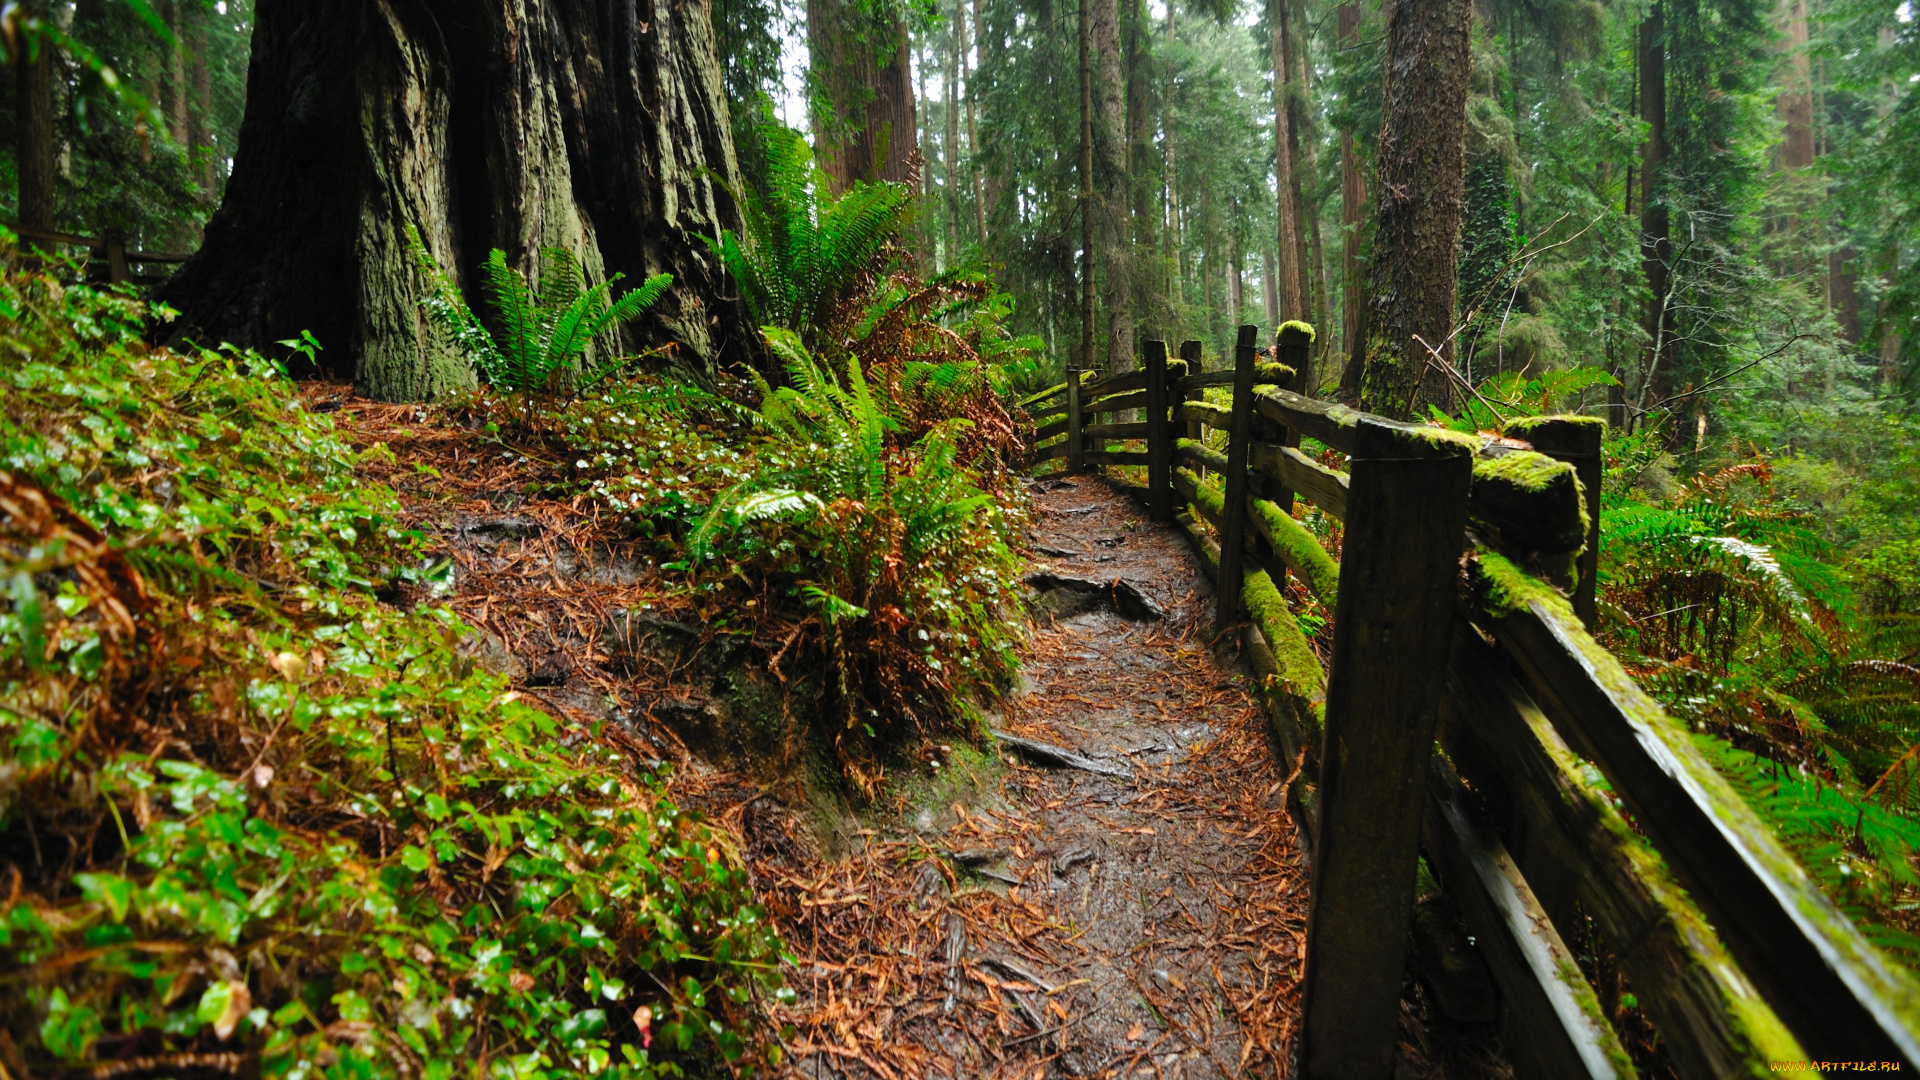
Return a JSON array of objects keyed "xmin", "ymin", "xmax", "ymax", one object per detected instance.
[
  {"xmin": 704, "ymin": 125, "xmax": 911, "ymax": 342},
  {"xmin": 408, "ymin": 233, "xmax": 672, "ymax": 401}
]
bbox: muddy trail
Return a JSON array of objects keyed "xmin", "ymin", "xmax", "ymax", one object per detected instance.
[
  {"xmin": 755, "ymin": 473, "xmax": 1315, "ymax": 1078},
  {"xmin": 329, "ymin": 392, "xmax": 1503, "ymax": 1079}
]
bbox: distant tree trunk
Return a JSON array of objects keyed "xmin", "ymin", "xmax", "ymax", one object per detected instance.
[
  {"xmin": 945, "ymin": 19, "xmax": 961, "ymax": 260},
  {"xmin": 1262, "ymin": 249, "xmax": 1280, "ymax": 325},
  {"xmin": 1337, "ymin": 2, "xmax": 1367, "ymax": 371},
  {"xmin": 1127, "ymin": 0, "xmax": 1155, "ymax": 295},
  {"xmin": 1270, "ymin": 0, "xmax": 1304, "ymax": 320},
  {"xmin": 157, "ymin": 0, "xmax": 749, "ymax": 402},
  {"xmin": 191, "ymin": 4, "xmax": 214, "ymax": 199},
  {"xmin": 16, "ymin": 2, "xmax": 57, "ymax": 235},
  {"xmin": 974, "ymin": 0, "xmax": 1005, "ymax": 237},
  {"xmin": 1078, "ymin": 0, "xmax": 1096, "ymax": 371},
  {"xmin": 1831, "ymin": 245, "xmax": 1860, "ymax": 342},
  {"xmin": 1637, "ymin": 3, "xmax": 1673, "ymax": 421},
  {"xmin": 166, "ymin": 0, "xmax": 189, "ymax": 147},
  {"xmin": 1090, "ymin": 0, "xmax": 1132, "ymax": 368},
  {"xmin": 809, "ymin": 0, "xmax": 917, "ymax": 190},
  {"xmin": 1775, "ymin": 0, "xmax": 1814, "ymax": 172},
  {"xmin": 1292, "ymin": 0, "xmax": 1332, "ymax": 354},
  {"xmin": 1163, "ymin": 3, "xmax": 1181, "ymax": 310},
  {"xmin": 959, "ymin": 0, "xmax": 985, "ymax": 243},
  {"xmin": 1345, "ymin": 0, "xmax": 1472, "ymax": 420}
]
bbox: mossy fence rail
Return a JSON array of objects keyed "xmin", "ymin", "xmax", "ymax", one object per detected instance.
[{"xmin": 1020, "ymin": 323, "xmax": 1920, "ymax": 1080}]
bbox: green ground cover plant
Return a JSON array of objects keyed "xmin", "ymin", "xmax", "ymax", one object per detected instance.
[{"xmin": 0, "ymin": 246, "xmax": 787, "ymax": 1078}]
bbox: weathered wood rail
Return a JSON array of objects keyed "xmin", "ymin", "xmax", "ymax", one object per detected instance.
[
  {"xmin": 1021, "ymin": 324, "xmax": 1920, "ymax": 1079},
  {"xmin": 9, "ymin": 223, "xmax": 192, "ymax": 285}
]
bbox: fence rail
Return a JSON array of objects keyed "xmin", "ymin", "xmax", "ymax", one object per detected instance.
[
  {"xmin": 1022, "ymin": 324, "xmax": 1920, "ymax": 1079},
  {"xmin": 9, "ymin": 223, "xmax": 192, "ymax": 286}
]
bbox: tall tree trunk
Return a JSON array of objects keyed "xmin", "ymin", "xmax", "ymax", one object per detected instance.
[
  {"xmin": 167, "ymin": 0, "xmax": 190, "ymax": 149},
  {"xmin": 1637, "ymin": 3, "xmax": 1673, "ymax": 421},
  {"xmin": 1282, "ymin": 0, "xmax": 1314, "ymax": 323},
  {"xmin": 1775, "ymin": 0, "xmax": 1814, "ymax": 172},
  {"xmin": 810, "ymin": 0, "xmax": 918, "ymax": 191},
  {"xmin": 1291, "ymin": 0, "xmax": 1332, "ymax": 352},
  {"xmin": 974, "ymin": 0, "xmax": 1004, "ymax": 239},
  {"xmin": 946, "ymin": 20, "xmax": 961, "ymax": 261},
  {"xmin": 960, "ymin": 0, "xmax": 986, "ymax": 243},
  {"xmin": 1163, "ymin": 3, "xmax": 1181, "ymax": 311},
  {"xmin": 16, "ymin": 2, "xmax": 57, "ymax": 236},
  {"xmin": 1337, "ymin": 2, "xmax": 1367, "ymax": 371},
  {"xmin": 1127, "ymin": 0, "xmax": 1155, "ymax": 301},
  {"xmin": 1342, "ymin": 0, "xmax": 1472, "ymax": 420},
  {"xmin": 1262, "ymin": 249, "xmax": 1280, "ymax": 325},
  {"xmin": 158, "ymin": 0, "xmax": 749, "ymax": 402},
  {"xmin": 191, "ymin": 5, "xmax": 215, "ymax": 200},
  {"xmin": 1270, "ymin": 0, "xmax": 1304, "ymax": 319},
  {"xmin": 1090, "ymin": 0, "xmax": 1131, "ymax": 367},
  {"xmin": 1079, "ymin": 0, "xmax": 1096, "ymax": 371}
]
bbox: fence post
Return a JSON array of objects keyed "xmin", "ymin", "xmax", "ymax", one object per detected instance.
[
  {"xmin": 1277, "ymin": 320, "xmax": 1314, "ymax": 398},
  {"xmin": 1505, "ymin": 416, "xmax": 1604, "ymax": 628},
  {"xmin": 1179, "ymin": 340, "xmax": 1204, "ymax": 473},
  {"xmin": 102, "ymin": 228, "xmax": 129, "ymax": 285},
  {"xmin": 1298, "ymin": 417, "xmax": 1474, "ymax": 1080},
  {"xmin": 1144, "ymin": 339, "xmax": 1173, "ymax": 522},
  {"xmin": 1212, "ymin": 325, "xmax": 1259, "ymax": 635},
  {"xmin": 1065, "ymin": 367, "xmax": 1085, "ymax": 474}
]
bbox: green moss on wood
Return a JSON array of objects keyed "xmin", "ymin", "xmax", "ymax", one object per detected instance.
[
  {"xmin": 1243, "ymin": 564, "xmax": 1328, "ymax": 727},
  {"xmin": 1401, "ymin": 424, "xmax": 1483, "ymax": 452},
  {"xmin": 1476, "ymin": 449, "xmax": 1574, "ymax": 494},
  {"xmin": 1503, "ymin": 413, "xmax": 1606, "ymax": 440},
  {"xmin": 1471, "ymin": 551, "xmax": 1580, "ymax": 622},
  {"xmin": 1249, "ymin": 495, "xmax": 1339, "ymax": 605},
  {"xmin": 1176, "ymin": 437, "xmax": 1229, "ymax": 472},
  {"xmin": 1277, "ymin": 320, "xmax": 1317, "ymax": 344},
  {"xmin": 1255, "ymin": 361, "xmax": 1295, "ymax": 385},
  {"xmin": 1470, "ymin": 451, "xmax": 1589, "ymax": 552}
]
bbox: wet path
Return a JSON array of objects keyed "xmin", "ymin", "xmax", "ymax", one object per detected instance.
[{"xmin": 764, "ymin": 475, "xmax": 1314, "ymax": 1078}]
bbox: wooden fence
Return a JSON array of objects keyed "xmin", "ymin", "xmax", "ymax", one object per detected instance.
[
  {"xmin": 10, "ymin": 223, "xmax": 192, "ymax": 285},
  {"xmin": 1020, "ymin": 323, "xmax": 1920, "ymax": 1079}
]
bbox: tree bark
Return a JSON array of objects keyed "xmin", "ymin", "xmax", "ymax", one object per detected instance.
[
  {"xmin": 1346, "ymin": 0, "xmax": 1472, "ymax": 420},
  {"xmin": 1079, "ymin": 0, "xmax": 1096, "ymax": 372},
  {"xmin": 960, "ymin": 0, "xmax": 985, "ymax": 244},
  {"xmin": 1090, "ymin": 0, "xmax": 1132, "ymax": 368},
  {"xmin": 1337, "ymin": 2, "xmax": 1367, "ymax": 370},
  {"xmin": 157, "ymin": 0, "xmax": 749, "ymax": 402},
  {"xmin": 1262, "ymin": 248, "xmax": 1280, "ymax": 325},
  {"xmin": 16, "ymin": 1, "xmax": 57, "ymax": 235},
  {"xmin": 1271, "ymin": 0, "xmax": 1304, "ymax": 320},
  {"xmin": 809, "ymin": 0, "xmax": 917, "ymax": 191},
  {"xmin": 945, "ymin": 16, "xmax": 961, "ymax": 261},
  {"xmin": 1637, "ymin": 3, "xmax": 1673, "ymax": 420}
]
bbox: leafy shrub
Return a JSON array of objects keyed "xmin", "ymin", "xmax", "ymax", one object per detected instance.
[
  {"xmin": 686, "ymin": 330, "xmax": 1025, "ymax": 793},
  {"xmin": 411, "ymin": 229, "xmax": 672, "ymax": 400},
  {"xmin": 0, "ymin": 254, "xmax": 785, "ymax": 1077}
]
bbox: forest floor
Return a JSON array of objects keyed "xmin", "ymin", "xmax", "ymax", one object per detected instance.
[{"xmin": 322, "ymin": 386, "xmax": 1507, "ymax": 1079}]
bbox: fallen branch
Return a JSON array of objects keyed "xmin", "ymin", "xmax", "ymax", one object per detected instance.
[{"xmin": 991, "ymin": 730, "xmax": 1132, "ymax": 778}]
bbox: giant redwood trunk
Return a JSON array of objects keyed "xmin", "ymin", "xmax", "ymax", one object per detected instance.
[
  {"xmin": 157, "ymin": 0, "xmax": 749, "ymax": 402},
  {"xmin": 1090, "ymin": 0, "xmax": 1133, "ymax": 369},
  {"xmin": 1344, "ymin": 0, "xmax": 1472, "ymax": 420},
  {"xmin": 807, "ymin": 0, "xmax": 917, "ymax": 192}
]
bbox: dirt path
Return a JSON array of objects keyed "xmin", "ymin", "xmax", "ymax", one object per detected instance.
[
  {"xmin": 754, "ymin": 474, "xmax": 1315, "ymax": 1078},
  {"xmin": 328, "ymin": 391, "xmax": 1486, "ymax": 1078}
]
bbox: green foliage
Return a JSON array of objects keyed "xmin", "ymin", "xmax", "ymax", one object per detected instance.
[
  {"xmin": 705, "ymin": 125, "xmax": 913, "ymax": 344},
  {"xmin": 410, "ymin": 230, "xmax": 672, "ymax": 398},
  {"xmin": 0, "ymin": 253, "xmax": 785, "ymax": 1076},
  {"xmin": 687, "ymin": 330, "xmax": 1024, "ymax": 794}
]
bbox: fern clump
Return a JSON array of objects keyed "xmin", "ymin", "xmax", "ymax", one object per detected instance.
[
  {"xmin": 704, "ymin": 125, "xmax": 912, "ymax": 344},
  {"xmin": 409, "ymin": 228, "xmax": 672, "ymax": 402},
  {"xmin": 687, "ymin": 330, "xmax": 1025, "ymax": 794}
]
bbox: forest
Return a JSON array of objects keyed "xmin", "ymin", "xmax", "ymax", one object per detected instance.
[{"xmin": 0, "ymin": 0, "xmax": 1917, "ymax": 1074}]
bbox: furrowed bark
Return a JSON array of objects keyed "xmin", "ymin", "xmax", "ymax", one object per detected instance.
[
  {"xmin": 156, "ymin": 0, "xmax": 750, "ymax": 401},
  {"xmin": 1347, "ymin": 0, "xmax": 1471, "ymax": 420}
]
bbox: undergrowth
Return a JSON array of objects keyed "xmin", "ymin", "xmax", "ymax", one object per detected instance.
[{"xmin": 0, "ymin": 252, "xmax": 786, "ymax": 1077}]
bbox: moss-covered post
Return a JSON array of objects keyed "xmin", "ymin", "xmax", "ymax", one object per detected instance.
[
  {"xmin": 1180, "ymin": 340, "xmax": 1204, "ymax": 474},
  {"xmin": 1213, "ymin": 325, "xmax": 1259, "ymax": 635},
  {"xmin": 1277, "ymin": 319, "xmax": 1315, "ymax": 399},
  {"xmin": 1299, "ymin": 417, "xmax": 1475, "ymax": 1080},
  {"xmin": 1065, "ymin": 367, "xmax": 1086, "ymax": 474},
  {"xmin": 1145, "ymin": 339, "xmax": 1173, "ymax": 521},
  {"xmin": 1503, "ymin": 415, "xmax": 1604, "ymax": 628}
]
